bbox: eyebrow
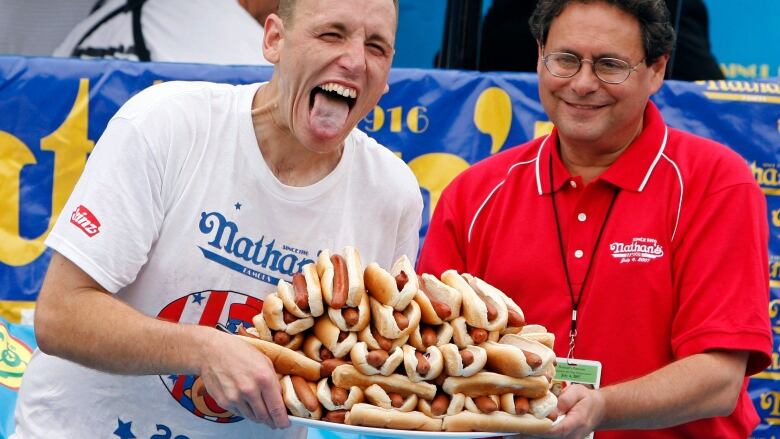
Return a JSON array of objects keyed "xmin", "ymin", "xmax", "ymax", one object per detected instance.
[
  {"xmin": 553, "ymin": 46, "xmax": 633, "ymax": 62},
  {"xmin": 316, "ymin": 22, "xmax": 394, "ymax": 49}
]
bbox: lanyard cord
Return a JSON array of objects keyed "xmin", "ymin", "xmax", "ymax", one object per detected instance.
[{"xmin": 549, "ymin": 156, "xmax": 619, "ymax": 360}]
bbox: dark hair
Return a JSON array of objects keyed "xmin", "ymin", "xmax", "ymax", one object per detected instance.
[
  {"xmin": 278, "ymin": 0, "xmax": 399, "ymax": 26},
  {"xmin": 529, "ymin": 0, "xmax": 676, "ymax": 65}
]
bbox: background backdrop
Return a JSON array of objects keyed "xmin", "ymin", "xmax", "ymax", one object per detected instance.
[{"xmin": 0, "ymin": 56, "xmax": 779, "ymax": 437}]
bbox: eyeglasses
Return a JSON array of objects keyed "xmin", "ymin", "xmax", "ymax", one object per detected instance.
[{"xmin": 542, "ymin": 51, "xmax": 645, "ymax": 84}]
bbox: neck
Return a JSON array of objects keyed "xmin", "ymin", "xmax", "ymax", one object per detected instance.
[
  {"xmin": 251, "ymin": 84, "xmax": 344, "ymax": 187},
  {"xmin": 558, "ymin": 122, "xmax": 642, "ymax": 186}
]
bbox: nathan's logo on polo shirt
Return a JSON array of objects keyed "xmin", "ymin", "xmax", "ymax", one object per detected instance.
[
  {"xmin": 609, "ymin": 237, "xmax": 664, "ymax": 264},
  {"xmin": 751, "ymin": 161, "xmax": 780, "ymax": 195},
  {"xmin": 197, "ymin": 210, "xmax": 315, "ymax": 286},
  {"xmin": 70, "ymin": 205, "xmax": 101, "ymax": 237}
]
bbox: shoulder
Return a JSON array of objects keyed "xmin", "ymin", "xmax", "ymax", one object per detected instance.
[
  {"xmin": 349, "ymin": 129, "xmax": 419, "ymax": 194},
  {"xmin": 114, "ymin": 81, "xmax": 246, "ymax": 123}
]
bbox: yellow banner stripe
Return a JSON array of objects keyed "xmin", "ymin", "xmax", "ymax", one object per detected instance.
[
  {"xmin": 704, "ymin": 92, "xmax": 780, "ymax": 104},
  {"xmin": 0, "ymin": 301, "xmax": 36, "ymax": 324}
]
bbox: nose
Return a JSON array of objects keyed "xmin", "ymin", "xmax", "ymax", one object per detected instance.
[
  {"xmin": 337, "ymin": 38, "xmax": 367, "ymax": 77},
  {"xmin": 569, "ymin": 60, "xmax": 601, "ymax": 96}
]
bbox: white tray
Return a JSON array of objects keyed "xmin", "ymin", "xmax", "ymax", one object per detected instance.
[{"xmin": 293, "ymin": 415, "xmax": 506, "ymax": 438}]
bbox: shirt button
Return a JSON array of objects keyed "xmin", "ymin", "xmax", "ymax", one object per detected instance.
[
  {"xmin": 570, "ymin": 180, "xmax": 577, "ymax": 188},
  {"xmin": 574, "ymin": 249, "xmax": 584, "ymax": 258},
  {"xmin": 577, "ymin": 213, "xmax": 587, "ymax": 222}
]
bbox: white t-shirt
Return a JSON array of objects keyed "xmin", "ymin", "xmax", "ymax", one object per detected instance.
[
  {"xmin": 13, "ymin": 81, "xmax": 422, "ymax": 438},
  {"xmin": 53, "ymin": 0, "xmax": 271, "ymax": 65}
]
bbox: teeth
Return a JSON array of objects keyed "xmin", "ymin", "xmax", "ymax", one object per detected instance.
[{"xmin": 319, "ymin": 82, "xmax": 357, "ymax": 99}]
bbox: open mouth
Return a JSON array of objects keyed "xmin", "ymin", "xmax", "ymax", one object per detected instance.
[{"xmin": 310, "ymin": 82, "xmax": 358, "ymax": 110}]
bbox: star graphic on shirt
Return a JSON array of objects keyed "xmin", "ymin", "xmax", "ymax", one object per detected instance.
[
  {"xmin": 167, "ymin": 374, "xmax": 179, "ymax": 383},
  {"xmin": 191, "ymin": 292, "xmax": 205, "ymax": 305},
  {"xmin": 114, "ymin": 418, "xmax": 136, "ymax": 439},
  {"xmin": 234, "ymin": 202, "xmax": 242, "ymax": 210}
]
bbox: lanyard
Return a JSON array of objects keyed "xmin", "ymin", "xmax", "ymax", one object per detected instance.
[{"xmin": 549, "ymin": 157, "xmax": 619, "ymax": 360}]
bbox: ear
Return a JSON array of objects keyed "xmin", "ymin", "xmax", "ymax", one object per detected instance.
[
  {"xmin": 262, "ymin": 13, "xmax": 284, "ymax": 64},
  {"xmin": 648, "ymin": 54, "xmax": 669, "ymax": 94},
  {"xmin": 536, "ymin": 41, "xmax": 544, "ymax": 75},
  {"xmin": 382, "ymin": 83, "xmax": 390, "ymax": 95}
]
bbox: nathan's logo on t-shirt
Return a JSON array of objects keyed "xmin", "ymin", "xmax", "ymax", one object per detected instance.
[
  {"xmin": 197, "ymin": 210, "xmax": 316, "ymax": 286},
  {"xmin": 70, "ymin": 205, "xmax": 101, "ymax": 237},
  {"xmin": 609, "ymin": 237, "xmax": 664, "ymax": 264}
]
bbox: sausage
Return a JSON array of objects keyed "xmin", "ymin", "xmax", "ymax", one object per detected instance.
[
  {"xmin": 415, "ymin": 351, "xmax": 431, "ymax": 376},
  {"xmin": 320, "ymin": 359, "xmax": 348, "ymax": 378},
  {"xmin": 393, "ymin": 311, "xmax": 409, "ymax": 330},
  {"xmin": 320, "ymin": 347, "xmax": 335, "ymax": 361},
  {"xmin": 432, "ymin": 373, "xmax": 447, "ymax": 386},
  {"xmin": 283, "ymin": 309, "xmax": 297, "ymax": 325},
  {"xmin": 237, "ymin": 325, "xmax": 259, "ymax": 339},
  {"xmin": 373, "ymin": 329, "xmax": 393, "ymax": 351},
  {"xmin": 421, "ymin": 326, "xmax": 437, "ymax": 347},
  {"xmin": 342, "ymin": 308, "xmax": 359, "ymax": 327},
  {"xmin": 522, "ymin": 350, "xmax": 543, "ymax": 369},
  {"xmin": 473, "ymin": 396, "xmax": 498, "ymax": 414},
  {"xmin": 323, "ymin": 409, "xmax": 347, "ymax": 423},
  {"xmin": 273, "ymin": 331, "xmax": 291, "ymax": 345},
  {"xmin": 337, "ymin": 331, "xmax": 349, "ymax": 342},
  {"xmin": 513, "ymin": 395, "xmax": 530, "ymax": 415},
  {"xmin": 290, "ymin": 376, "xmax": 319, "ymax": 412},
  {"xmin": 468, "ymin": 327, "xmax": 489, "ymax": 344},
  {"xmin": 459, "ymin": 349, "xmax": 474, "ymax": 367},
  {"xmin": 395, "ymin": 271, "xmax": 409, "ymax": 291},
  {"xmin": 431, "ymin": 301, "xmax": 452, "ymax": 320},
  {"xmin": 547, "ymin": 408, "xmax": 560, "ymax": 422},
  {"xmin": 292, "ymin": 273, "xmax": 310, "ymax": 312},
  {"xmin": 330, "ymin": 255, "xmax": 349, "ymax": 309},
  {"xmin": 330, "ymin": 385, "xmax": 349, "ymax": 405},
  {"xmin": 507, "ymin": 309, "xmax": 525, "ymax": 327},
  {"xmin": 430, "ymin": 394, "xmax": 450, "ymax": 416},
  {"xmin": 366, "ymin": 349, "xmax": 389, "ymax": 368},
  {"xmin": 388, "ymin": 392, "xmax": 405, "ymax": 408},
  {"xmin": 480, "ymin": 296, "xmax": 498, "ymax": 320}
]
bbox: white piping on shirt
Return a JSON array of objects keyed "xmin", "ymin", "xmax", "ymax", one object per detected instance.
[
  {"xmin": 638, "ymin": 126, "xmax": 669, "ymax": 192},
  {"xmin": 534, "ymin": 135, "xmax": 551, "ymax": 195},
  {"xmin": 661, "ymin": 153, "xmax": 684, "ymax": 242}
]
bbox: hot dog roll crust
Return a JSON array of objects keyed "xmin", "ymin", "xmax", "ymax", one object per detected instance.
[
  {"xmin": 442, "ymin": 372, "xmax": 550, "ymax": 399},
  {"xmin": 369, "ymin": 297, "xmax": 421, "ymax": 340},
  {"xmin": 409, "ymin": 321, "xmax": 453, "ymax": 351},
  {"xmin": 481, "ymin": 341, "xmax": 538, "ymax": 378},
  {"xmin": 451, "ymin": 316, "xmax": 499, "ymax": 349},
  {"xmin": 281, "ymin": 375, "xmax": 322, "ymax": 419},
  {"xmin": 358, "ymin": 324, "xmax": 409, "ymax": 352},
  {"xmin": 313, "ymin": 316, "xmax": 357, "ymax": 359},
  {"xmin": 240, "ymin": 336, "xmax": 321, "ymax": 381},
  {"xmin": 402, "ymin": 345, "xmax": 444, "ymax": 383},
  {"xmin": 332, "ymin": 364, "xmax": 438, "ymax": 400},
  {"xmin": 529, "ymin": 391, "xmax": 558, "ymax": 419},
  {"xmin": 418, "ymin": 392, "xmax": 466, "ymax": 418},
  {"xmin": 277, "ymin": 264, "xmax": 325, "ymax": 318},
  {"xmin": 317, "ymin": 247, "xmax": 365, "ymax": 309},
  {"xmin": 262, "ymin": 293, "xmax": 315, "ymax": 335},
  {"xmin": 350, "ymin": 342, "xmax": 405, "ymax": 376},
  {"xmin": 519, "ymin": 324, "xmax": 556, "ymax": 349},
  {"xmin": 364, "ymin": 255, "xmax": 419, "ymax": 311},
  {"xmin": 497, "ymin": 334, "xmax": 556, "ymax": 376},
  {"xmin": 316, "ymin": 378, "xmax": 364, "ymax": 411},
  {"xmin": 347, "ymin": 403, "xmax": 443, "ymax": 431},
  {"xmin": 457, "ymin": 273, "xmax": 509, "ymax": 332},
  {"xmin": 364, "ymin": 383, "xmax": 419, "ymax": 412},
  {"xmin": 464, "ymin": 395, "xmax": 501, "ymax": 414},
  {"xmin": 251, "ymin": 313, "xmax": 304, "ymax": 350},
  {"xmin": 327, "ymin": 291, "xmax": 371, "ymax": 332},
  {"xmin": 441, "ymin": 410, "xmax": 553, "ymax": 434},
  {"xmin": 440, "ymin": 343, "xmax": 487, "ymax": 377},
  {"xmin": 415, "ymin": 273, "xmax": 462, "ymax": 325}
]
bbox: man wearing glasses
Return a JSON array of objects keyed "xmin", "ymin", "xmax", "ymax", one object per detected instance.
[{"xmin": 417, "ymin": 1, "xmax": 771, "ymax": 438}]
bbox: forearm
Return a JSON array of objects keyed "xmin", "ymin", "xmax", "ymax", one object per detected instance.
[{"xmin": 598, "ymin": 351, "xmax": 748, "ymax": 430}]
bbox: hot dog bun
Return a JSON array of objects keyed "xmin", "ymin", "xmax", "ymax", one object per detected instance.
[
  {"xmin": 440, "ymin": 343, "xmax": 487, "ymax": 377},
  {"xmin": 358, "ymin": 324, "xmax": 409, "ymax": 352},
  {"xmin": 441, "ymin": 410, "xmax": 553, "ymax": 433},
  {"xmin": 262, "ymin": 293, "xmax": 315, "ymax": 335},
  {"xmin": 313, "ymin": 316, "xmax": 357, "ymax": 359},
  {"xmin": 446, "ymin": 272, "xmax": 507, "ymax": 332},
  {"xmin": 442, "ymin": 372, "xmax": 550, "ymax": 399},
  {"xmin": 519, "ymin": 324, "xmax": 555, "ymax": 349},
  {"xmin": 415, "ymin": 273, "xmax": 462, "ymax": 325},
  {"xmin": 451, "ymin": 316, "xmax": 499, "ymax": 349},
  {"xmin": 317, "ymin": 247, "xmax": 364, "ymax": 309},
  {"xmin": 239, "ymin": 336, "xmax": 321, "ymax": 381},
  {"xmin": 364, "ymin": 255, "xmax": 418, "ymax": 311},
  {"xmin": 418, "ymin": 392, "xmax": 466, "ymax": 418},
  {"xmin": 402, "ymin": 345, "xmax": 444, "ymax": 383},
  {"xmin": 369, "ymin": 297, "xmax": 421, "ymax": 340},
  {"xmin": 316, "ymin": 378, "xmax": 364, "ymax": 411},
  {"xmin": 251, "ymin": 312, "xmax": 304, "ymax": 350},
  {"xmin": 281, "ymin": 375, "xmax": 322, "ymax": 419},
  {"xmin": 327, "ymin": 290, "xmax": 371, "ymax": 332},
  {"xmin": 350, "ymin": 342, "xmax": 405, "ymax": 376},
  {"xmin": 347, "ymin": 403, "xmax": 443, "ymax": 431},
  {"xmin": 500, "ymin": 392, "xmax": 558, "ymax": 420},
  {"xmin": 277, "ymin": 264, "xmax": 325, "ymax": 318},
  {"xmin": 409, "ymin": 321, "xmax": 453, "ymax": 351},
  {"xmin": 332, "ymin": 364, "xmax": 438, "ymax": 400},
  {"xmin": 364, "ymin": 383, "xmax": 419, "ymax": 412},
  {"xmin": 494, "ymin": 334, "xmax": 556, "ymax": 377}
]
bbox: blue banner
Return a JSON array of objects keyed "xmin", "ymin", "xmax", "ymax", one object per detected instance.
[{"xmin": 0, "ymin": 55, "xmax": 779, "ymax": 437}]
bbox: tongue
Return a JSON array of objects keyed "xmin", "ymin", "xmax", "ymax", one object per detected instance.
[{"xmin": 309, "ymin": 91, "xmax": 350, "ymax": 138}]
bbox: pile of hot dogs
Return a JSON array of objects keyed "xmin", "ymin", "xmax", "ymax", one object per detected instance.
[{"xmin": 238, "ymin": 246, "xmax": 559, "ymax": 433}]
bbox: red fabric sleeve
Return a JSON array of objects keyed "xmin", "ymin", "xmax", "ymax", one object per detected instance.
[{"xmin": 417, "ymin": 187, "xmax": 468, "ymax": 278}]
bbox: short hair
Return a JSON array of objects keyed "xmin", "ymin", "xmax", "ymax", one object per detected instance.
[
  {"xmin": 529, "ymin": 0, "xmax": 676, "ymax": 65},
  {"xmin": 278, "ymin": 0, "xmax": 399, "ymax": 26}
]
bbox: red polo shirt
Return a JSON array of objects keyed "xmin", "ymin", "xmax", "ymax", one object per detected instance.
[{"xmin": 417, "ymin": 102, "xmax": 772, "ymax": 438}]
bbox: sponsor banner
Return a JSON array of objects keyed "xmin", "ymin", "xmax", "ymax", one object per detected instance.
[{"xmin": 0, "ymin": 56, "xmax": 779, "ymax": 435}]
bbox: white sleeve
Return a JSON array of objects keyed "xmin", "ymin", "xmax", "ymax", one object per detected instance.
[
  {"xmin": 45, "ymin": 117, "xmax": 164, "ymax": 293},
  {"xmin": 395, "ymin": 184, "xmax": 424, "ymax": 267}
]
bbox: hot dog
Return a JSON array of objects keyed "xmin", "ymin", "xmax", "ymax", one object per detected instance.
[
  {"xmin": 465, "ymin": 395, "xmax": 501, "ymax": 414},
  {"xmin": 487, "ymin": 282, "xmax": 526, "ymax": 335},
  {"xmin": 369, "ymin": 297, "xmax": 421, "ymax": 340},
  {"xmin": 281, "ymin": 375, "xmax": 322, "ymax": 419},
  {"xmin": 277, "ymin": 263, "xmax": 325, "ymax": 318},
  {"xmin": 262, "ymin": 293, "xmax": 314, "ymax": 335},
  {"xmin": 350, "ymin": 341, "xmax": 405, "ymax": 376},
  {"xmin": 358, "ymin": 324, "xmax": 409, "ymax": 352},
  {"xmin": 440, "ymin": 343, "xmax": 487, "ymax": 378},
  {"xmin": 441, "ymin": 271, "xmax": 508, "ymax": 332},
  {"xmin": 442, "ymin": 372, "xmax": 550, "ymax": 399},
  {"xmin": 450, "ymin": 316, "xmax": 499, "ymax": 349},
  {"xmin": 519, "ymin": 324, "xmax": 556, "ymax": 349},
  {"xmin": 347, "ymin": 403, "xmax": 443, "ymax": 431},
  {"xmin": 312, "ymin": 316, "xmax": 357, "ymax": 359},
  {"xmin": 239, "ymin": 336, "xmax": 321, "ymax": 381},
  {"xmin": 441, "ymin": 409, "xmax": 554, "ymax": 433},
  {"xmin": 364, "ymin": 255, "xmax": 419, "ymax": 311},
  {"xmin": 332, "ymin": 364, "xmax": 438, "ymax": 401},
  {"xmin": 317, "ymin": 247, "xmax": 364, "ymax": 309},
  {"xmin": 402, "ymin": 345, "xmax": 444, "ymax": 383},
  {"xmin": 492, "ymin": 334, "xmax": 556, "ymax": 377},
  {"xmin": 500, "ymin": 392, "xmax": 558, "ymax": 420},
  {"xmin": 418, "ymin": 392, "xmax": 466, "ymax": 418},
  {"xmin": 316, "ymin": 377, "xmax": 364, "ymax": 411},
  {"xmin": 408, "ymin": 321, "xmax": 453, "ymax": 351},
  {"xmin": 327, "ymin": 290, "xmax": 371, "ymax": 332},
  {"xmin": 250, "ymin": 312, "xmax": 304, "ymax": 350},
  {"xmin": 364, "ymin": 383, "xmax": 419, "ymax": 412},
  {"xmin": 414, "ymin": 273, "xmax": 462, "ymax": 325}
]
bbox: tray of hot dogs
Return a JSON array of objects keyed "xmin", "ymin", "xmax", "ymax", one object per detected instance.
[{"xmin": 237, "ymin": 246, "xmax": 560, "ymax": 435}]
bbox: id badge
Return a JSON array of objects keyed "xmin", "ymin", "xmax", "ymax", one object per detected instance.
[{"xmin": 554, "ymin": 358, "xmax": 602, "ymax": 439}]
